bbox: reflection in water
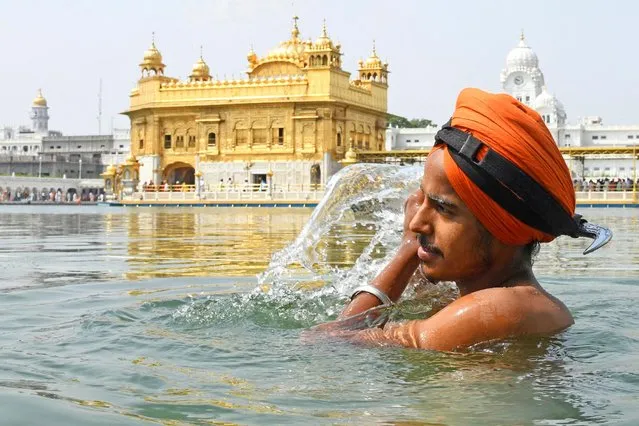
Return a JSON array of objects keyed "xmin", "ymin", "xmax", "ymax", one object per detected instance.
[
  {"xmin": 0, "ymin": 206, "xmax": 311, "ymax": 290},
  {"xmin": 123, "ymin": 208, "xmax": 311, "ymax": 279}
]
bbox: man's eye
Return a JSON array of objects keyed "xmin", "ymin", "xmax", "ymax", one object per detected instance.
[{"xmin": 434, "ymin": 203, "xmax": 450, "ymax": 214}]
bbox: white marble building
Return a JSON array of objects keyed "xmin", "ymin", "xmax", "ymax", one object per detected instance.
[
  {"xmin": 0, "ymin": 90, "xmax": 61, "ymax": 156},
  {"xmin": 0, "ymin": 90, "xmax": 132, "ymax": 178},
  {"xmin": 386, "ymin": 33, "xmax": 639, "ymax": 180}
]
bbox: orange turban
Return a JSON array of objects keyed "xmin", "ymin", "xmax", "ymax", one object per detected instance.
[{"xmin": 435, "ymin": 88, "xmax": 575, "ymax": 245}]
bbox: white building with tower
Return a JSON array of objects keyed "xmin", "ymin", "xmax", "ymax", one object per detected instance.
[
  {"xmin": 387, "ymin": 33, "xmax": 639, "ymax": 180},
  {"xmin": 0, "ymin": 89, "xmax": 60, "ymax": 157},
  {"xmin": 0, "ymin": 89, "xmax": 131, "ymax": 178}
]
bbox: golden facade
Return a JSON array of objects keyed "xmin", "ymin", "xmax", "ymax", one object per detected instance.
[{"xmin": 123, "ymin": 17, "xmax": 389, "ymax": 189}]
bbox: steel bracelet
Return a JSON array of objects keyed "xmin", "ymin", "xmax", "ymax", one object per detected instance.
[{"xmin": 350, "ymin": 285, "xmax": 394, "ymax": 307}]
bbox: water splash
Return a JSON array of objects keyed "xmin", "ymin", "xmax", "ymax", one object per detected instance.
[
  {"xmin": 258, "ymin": 163, "xmax": 422, "ymax": 293},
  {"xmin": 174, "ymin": 163, "xmax": 459, "ymax": 327}
]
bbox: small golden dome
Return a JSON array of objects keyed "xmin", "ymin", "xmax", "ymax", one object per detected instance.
[
  {"xmin": 139, "ymin": 34, "xmax": 166, "ymax": 73},
  {"xmin": 33, "ymin": 89, "xmax": 47, "ymax": 107},
  {"xmin": 365, "ymin": 41, "xmax": 383, "ymax": 67},
  {"xmin": 314, "ymin": 20, "xmax": 333, "ymax": 49},
  {"xmin": 340, "ymin": 147, "xmax": 358, "ymax": 165},
  {"xmin": 190, "ymin": 53, "xmax": 211, "ymax": 81},
  {"xmin": 104, "ymin": 164, "xmax": 117, "ymax": 175},
  {"xmin": 143, "ymin": 42, "xmax": 163, "ymax": 64}
]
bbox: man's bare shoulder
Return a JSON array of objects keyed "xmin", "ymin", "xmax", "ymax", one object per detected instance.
[
  {"xmin": 410, "ymin": 285, "xmax": 573, "ymax": 350},
  {"xmin": 445, "ymin": 285, "xmax": 574, "ymax": 334}
]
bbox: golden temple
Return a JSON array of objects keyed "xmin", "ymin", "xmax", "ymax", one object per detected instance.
[{"xmin": 122, "ymin": 17, "xmax": 389, "ymax": 191}]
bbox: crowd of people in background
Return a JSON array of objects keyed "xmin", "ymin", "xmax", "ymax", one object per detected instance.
[
  {"xmin": 140, "ymin": 177, "xmax": 269, "ymax": 193},
  {"xmin": 141, "ymin": 180, "xmax": 194, "ymax": 192},
  {"xmin": 573, "ymin": 177, "xmax": 636, "ymax": 192},
  {"xmin": 0, "ymin": 187, "xmax": 105, "ymax": 203}
]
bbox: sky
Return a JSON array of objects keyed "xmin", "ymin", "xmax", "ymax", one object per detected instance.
[{"xmin": 0, "ymin": 0, "xmax": 637, "ymax": 135}]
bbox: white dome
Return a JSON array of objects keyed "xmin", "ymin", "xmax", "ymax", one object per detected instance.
[
  {"xmin": 534, "ymin": 87, "xmax": 566, "ymax": 120},
  {"xmin": 506, "ymin": 35, "xmax": 538, "ymax": 70},
  {"xmin": 534, "ymin": 88, "xmax": 554, "ymax": 109}
]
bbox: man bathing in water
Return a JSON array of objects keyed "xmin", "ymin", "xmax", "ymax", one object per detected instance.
[{"xmin": 316, "ymin": 88, "xmax": 611, "ymax": 351}]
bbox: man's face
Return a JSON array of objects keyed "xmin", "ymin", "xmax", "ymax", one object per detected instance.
[{"xmin": 409, "ymin": 148, "xmax": 496, "ymax": 283}]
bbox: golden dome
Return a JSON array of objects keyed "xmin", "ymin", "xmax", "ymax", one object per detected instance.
[
  {"xmin": 103, "ymin": 164, "xmax": 116, "ymax": 175},
  {"xmin": 139, "ymin": 34, "xmax": 165, "ymax": 73},
  {"xmin": 190, "ymin": 51, "xmax": 211, "ymax": 81},
  {"xmin": 143, "ymin": 42, "xmax": 162, "ymax": 63},
  {"xmin": 364, "ymin": 41, "xmax": 383, "ymax": 67},
  {"xmin": 340, "ymin": 147, "xmax": 358, "ymax": 165},
  {"xmin": 314, "ymin": 20, "xmax": 334, "ymax": 49},
  {"xmin": 33, "ymin": 89, "xmax": 47, "ymax": 107},
  {"xmin": 265, "ymin": 16, "xmax": 308, "ymax": 62}
]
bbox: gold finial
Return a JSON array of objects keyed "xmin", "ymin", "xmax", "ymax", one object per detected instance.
[
  {"xmin": 199, "ymin": 45, "xmax": 203, "ymax": 59},
  {"xmin": 151, "ymin": 31, "xmax": 156, "ymax": 47},
  {"xmin": 372, "ymin": 40, "xmax": 378, "ymax": 57},
  {"xmin": 321, "ymin": 18, "xmax": 328, "ymax": 37},
  {"xmin": 520, "ymin": 29, "xmax": 525, "ymax": 41},
  {"xmin": 292, "ymin": 15, "xmax": 300, "ymax": 38},
  {"xmin": 33, "ymin": 88, "xmax": 47, "ymax": 107}
]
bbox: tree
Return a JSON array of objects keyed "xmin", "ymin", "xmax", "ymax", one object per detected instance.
[{"xmin": 387, "ymin": 114, "xmax": 435, "ymax": 128}]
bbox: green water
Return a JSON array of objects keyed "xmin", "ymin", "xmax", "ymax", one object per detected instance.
[{"xmin": 1, "ymin": 205, "xmax": 638, "ymax": 425}]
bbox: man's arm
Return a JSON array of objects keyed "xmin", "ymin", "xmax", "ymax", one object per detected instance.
[
  {"xmin": 340, "ymin": 240, "xmax": 420, "ymax": 318},
  {"xmin": 340, "ymin": 189, "xmax": 424, "ymax": 318},
  {"xmin": 349, "ymin": 288, "xmax": 527, "ymax": 351}
]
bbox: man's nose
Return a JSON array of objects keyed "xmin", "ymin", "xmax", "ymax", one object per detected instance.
[{"xmin": 409, "ymin": 201, "xmax": 434, "ymax": 235}]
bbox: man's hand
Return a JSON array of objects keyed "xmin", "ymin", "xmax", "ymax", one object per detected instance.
[{"xmin": 402, "ymin": 188, "xmax": 424, "ymax": 250}]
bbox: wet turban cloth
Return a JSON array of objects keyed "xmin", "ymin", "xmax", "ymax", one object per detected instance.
[{"xmin": 434, "ymin": 88, "xmax": 575, "ymax": 245}]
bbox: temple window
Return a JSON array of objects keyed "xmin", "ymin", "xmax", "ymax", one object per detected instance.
[
  {"xmin": 592, "ymin": 136, "xmax": 599, "ymax": 140},
  {"xmin": 164, "ymin": 134, "xmax": 172, "ymax": 149},
  {"xmin": 176, "ymin": 135, "xmax": 184, "ymax": 148},
  {"xmin": 337, "ymin": 133, "xmax": 342, "ymax": 147},
  {"xmin": 236, "ymin": 129, "xmax": 248, "ymax": 145},
  {"xmin": 601, "ymin": 135, "xmax": 607, "ymax": 140},
  {"xmin": 139, "ymin": 139, "xmax": 144, "ymax": 149},
  {"xmin": 253, "ymin": 129, "xmax": 267, "ymax": 145},
  {"xmin": 274, "ymin": 128, "xmax": 284, "ymax": 145},
  {"xmin": 188, "ymin": 135, "xmax": 196, "ymax": 148},
  {"xmin": 208, "ymin": 132, "xmax": 216, "ymax": 147}
]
